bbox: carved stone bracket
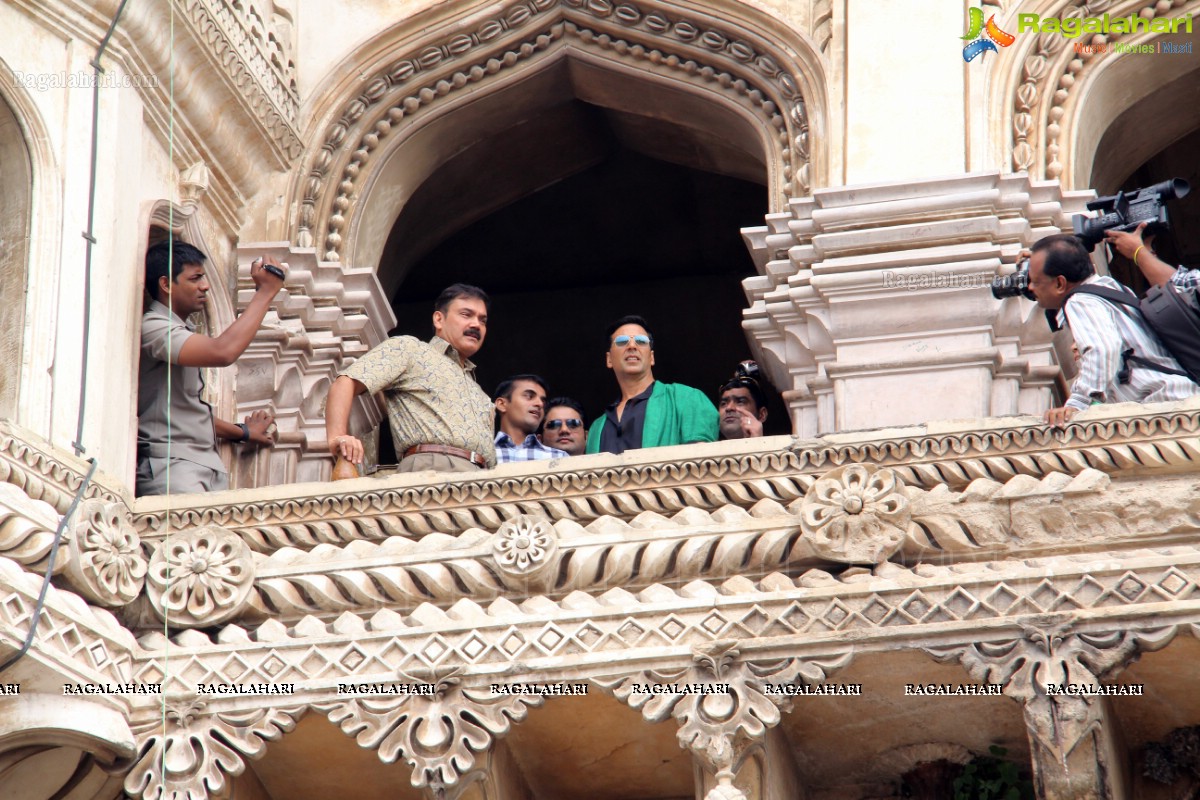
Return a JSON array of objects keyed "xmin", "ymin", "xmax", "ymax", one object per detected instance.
[
  {"xmin": 62, "ymin": 499, "xmax": 147, "ymax": 607},
  {"xmin": 928, "ymin": 622, "xmax": 1177, "ymax": 762},
  {"xmin": 317, "ymin": 672, "xmax": 542, "ymax": 799},
  {"xmin": 147, "ymin": 526, "xmax": 255, "ymax": 628},
  {"xmin": 125, "ymin": 700, "xmax": 304, "ymax": 800},
  {"xmin": 597, "ymin": 641, "xmax": 850, "ymax": 796}
]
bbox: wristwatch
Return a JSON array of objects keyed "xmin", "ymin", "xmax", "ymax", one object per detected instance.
[{"xmin": 237, "ymin": 423, "xmax": 250, "ymax": 443}]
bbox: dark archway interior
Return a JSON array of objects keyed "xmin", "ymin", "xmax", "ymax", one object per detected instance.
[
  {"xmin": 1103, "ymin": 128, "xmax": 1200, "ymax": 294},
  {"xmin": 376, "ymin": 99, "xmax": 782, "ymax": 459}
]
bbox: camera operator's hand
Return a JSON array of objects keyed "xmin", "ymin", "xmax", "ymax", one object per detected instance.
[
  {"xmin": 1043, "ymin": 405, "xmax": 1079, "ymax": 429},
  {"xmin": 1104, "ymin": 223, "xmax": 1147, "ymax": 260},
  {"xmin": 1105, "ymin": 223, "xmax": 1177, "ymax": 287},
  {"xmin": 250, "ymin": 256, "xmax": 287, "ymax": 295}
]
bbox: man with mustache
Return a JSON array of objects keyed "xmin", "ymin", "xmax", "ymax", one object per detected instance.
[
  {"xmin": 492, "ymin": 375, "xmax": 568, "ymax": 463},
  {"xmin": 587, "ymin": 315, "xmax": 718, "ymax": 454},
  {"xmin": 326, "ymin": 283, "xmax": 496, "ymax": 473},
  {"xmin": 137, "ymin": 238, "xmax": 284, "ymax": 495}
]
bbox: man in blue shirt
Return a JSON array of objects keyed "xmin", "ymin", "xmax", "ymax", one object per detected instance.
[{"xmin": 493, "ymin": 374, "xmax": 568, "ymax": 463}]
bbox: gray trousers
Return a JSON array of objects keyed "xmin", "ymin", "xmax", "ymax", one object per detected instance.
[{"xmin": 136, "ymin": 456, "xmax": 229, "ymax": 496}]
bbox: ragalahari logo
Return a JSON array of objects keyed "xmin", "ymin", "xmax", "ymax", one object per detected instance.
[{"xmin": 962, "ymin": 7, "xmax": 1016, "ymax": 62}]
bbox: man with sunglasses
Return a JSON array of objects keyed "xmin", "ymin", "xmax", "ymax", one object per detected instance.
[
  {"xmin": 717, "ymin": 361, "xmax": 769, "ymax": 439},
  {"xmin": 493, "ymin": 375, "xmax": 568, "ymax": 463},
  {"xmin": 538, "ymin": 397, "xmax": 587, "ymax": 456},
  {"xmin": 587, "ymin": 315, "xmax": 717, "ymax": 454}
]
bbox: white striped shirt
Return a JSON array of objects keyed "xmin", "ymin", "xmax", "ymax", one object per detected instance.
[{"xmin": 1060, "ymin": 275, "xmax": 1198, "ymax": 411}]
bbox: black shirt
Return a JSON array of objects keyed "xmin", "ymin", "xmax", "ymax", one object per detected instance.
[{"xmin": 598, "ymin": 382, "xmax": 655, "ymax": 455}]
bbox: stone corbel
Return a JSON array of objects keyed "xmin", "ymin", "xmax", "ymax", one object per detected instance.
[
  {"xmin": 0, "ymin": 482, "xmax": 68, "ymax": 574},
  {"xmin": 316, "ymin": 670, "xmax": 542, "ymax": 800},
  {"xmin": 125, "ymin": 699, "xmax": 305, "ymax": 800},
  {"xmin": 928, "ymin": 622, "xmax": 1177, "ymax": 799},
  {"xmin": 597, "ymin": 641, "xmax": 849, "ymax": 800}
]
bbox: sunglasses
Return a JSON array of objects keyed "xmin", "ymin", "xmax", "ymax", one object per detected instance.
[
  {"xmin": 545, "ymin": 418, "xmax": 583, "ymax": 431},
  {"xmin": 612, "ymin": 334, "xmax": 652, "ymax": 347}
]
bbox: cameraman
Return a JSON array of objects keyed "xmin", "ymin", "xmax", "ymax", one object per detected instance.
[
  {"xmin": 1026, "ymin": 234, "xmax": 1197, "ymax": 427},
  {"xmin": 1105, "ymin": 222, "xmax": 1199, "ymax": 289}
]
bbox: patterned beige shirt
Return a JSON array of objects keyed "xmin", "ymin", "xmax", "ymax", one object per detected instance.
[{"xmin": 341, "ymin": 335, "xmax": 496, "ymax": 468}]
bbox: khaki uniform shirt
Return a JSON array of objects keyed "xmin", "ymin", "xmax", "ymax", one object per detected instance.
[
  {"xmin": 341, "ymin": 335, "xmax": 496, "ymax": 468},
  {"xmin": 137, "ymin": 300, "xmax": 225, "ymax": 472}
]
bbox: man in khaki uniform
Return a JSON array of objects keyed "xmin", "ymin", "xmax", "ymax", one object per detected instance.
[
  {"xmin": 137, "ymin": 239, "xmax": 284, "ymax": 495},
  {"xmin": 325, "ymin": 284, "xmax": 496, "ymax": 473}
]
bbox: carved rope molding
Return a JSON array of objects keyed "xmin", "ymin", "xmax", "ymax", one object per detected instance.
[
  {"xmin": 0, "ymin": 557, "xmax": 138, "ymax": 684},
  {"xmin": 129, "ymin": 544, "xmax": 1200, "ymax": 698},
  {"xmin": 1010, "ymin": 0, "xmax": 1200, "ymax": 179},
  {"xmin": 211, "ymin": 466, "xmax": 1194, "ymax": 626},
  {"xmin": 927, "ymin": 622, "xmax": 1177, "ymax": 763},
  {"xmin": 129, "ymin": 407, "xmax": 1200, "ymax": 551},
  {"xmin": 296, "ymin": 0, "xmax": 811, "ymax": 258},
  {"xmin": 0, "ymin": 422, "xmax": 122, "ymax": 514}
]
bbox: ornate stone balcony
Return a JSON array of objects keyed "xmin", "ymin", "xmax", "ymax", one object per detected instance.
[{"xmin": 3, "ymin": 396, "xmax": 1200, "ymax": 799}]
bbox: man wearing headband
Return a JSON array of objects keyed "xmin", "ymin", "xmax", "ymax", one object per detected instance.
[{"xmin": 717, "ymin": 361, "xmax": 769, "ymax": 439}]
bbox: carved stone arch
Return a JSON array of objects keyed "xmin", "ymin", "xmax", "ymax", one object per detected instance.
[
  {"xmin": 0, "ymin": 59, "xmax": 62, "ymax": 434},
  {"xmin": 997, "ymin": 0, "xmax": 1200, "ymax": 188},
  {"xmin": 290, "ymin": 0, "xmax": 830, "ymax": 267}
]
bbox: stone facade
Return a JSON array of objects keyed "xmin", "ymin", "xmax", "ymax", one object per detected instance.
[{"xmin": 2, "ymin": 0, "xmax": 1199, "ymax": 798}]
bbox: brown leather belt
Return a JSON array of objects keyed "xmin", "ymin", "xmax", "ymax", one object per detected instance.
[{"xmin": 402, "ymin": 444, "xmax": 487, "ymax": 468}]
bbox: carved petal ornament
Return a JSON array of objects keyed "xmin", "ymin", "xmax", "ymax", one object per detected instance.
[
  {"xmin": 491, "ymin": 515, "xmax": 557, "ymax": 577},
  {"xmin": 65, "ymin": 499, "xmax": 147, "ymax": 606},
  {"xmin": 798, "ymin": 464, "xmax": 910, "ymax": 563},
  {"xmin": 147, "ymin": 525, "xmax": 254, "ymax": 626}
]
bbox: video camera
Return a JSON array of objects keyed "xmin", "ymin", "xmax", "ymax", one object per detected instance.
[{"xmin": 1072, "ymin": 178, "xmax": 1190, "ymax": 251}]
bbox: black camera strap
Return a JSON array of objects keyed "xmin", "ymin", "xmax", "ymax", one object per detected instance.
[{"xmin": 1063, "ymin": 285, "xmax": 1190, "ymax": 383}]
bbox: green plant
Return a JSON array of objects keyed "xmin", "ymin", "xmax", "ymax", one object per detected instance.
[{"xmin": 952, "ymin": 745, "xmax": 1034, "ymax": 800}]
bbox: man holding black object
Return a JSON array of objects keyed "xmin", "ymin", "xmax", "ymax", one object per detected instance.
[
  {"xmin": 1024, "ymin": 234, "xmax": 1197, "ymax": 428},
  {"xmin": 137, "ymin": 240, "xmax": 284, "ymax": 495}
]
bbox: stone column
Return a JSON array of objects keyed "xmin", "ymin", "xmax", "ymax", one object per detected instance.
[
  {"xmin": 741, "ymin": 172, "xmax": 1094, "ymax": 437},
  {"xmin": 231, "ymin": 243, "xmax": 396, "ymax": 485}
]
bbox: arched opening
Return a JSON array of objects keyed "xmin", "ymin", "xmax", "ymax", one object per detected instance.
[
  {"xmin": 376, "ymin": 81, "xmax": 775, "ymax": 445},
  {"xmin": 1077, "ymin": 41, "xmax": 1200, "ymax": 291},
  {"xmin": 0, "ymin": 91, "xmax": 32, "ymax": 421},
  {"xmin": 350, "ymin": 53, "xmax": 789, "ymax": 459}
]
